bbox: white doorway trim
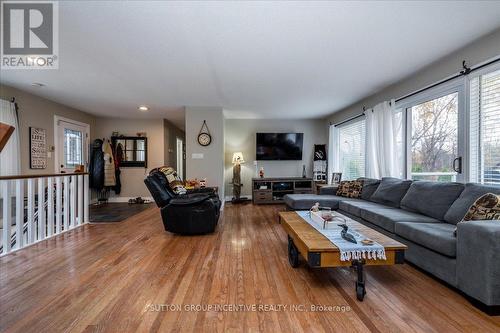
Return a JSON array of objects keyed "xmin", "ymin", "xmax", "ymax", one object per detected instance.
[
  {"xmin": 176, "ymin": 137, "xmax": 184, "ymax": 180},
  {"xmin": 54, "ymin": 115, "xmax": 90, "ymax": 173}
]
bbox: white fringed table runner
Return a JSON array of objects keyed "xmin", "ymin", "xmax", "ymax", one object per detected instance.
[{"xmin": 296, "ymin": 211, "xmax": 386, "ymax": 261}]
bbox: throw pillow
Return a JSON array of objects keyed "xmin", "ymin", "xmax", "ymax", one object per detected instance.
[
  {"xmin": 336, "ymin": 180, "xmax": 364, "ymax": 198},
  {"xmin": 463, "ymin": 193, "xmax": 500, "ymax": 221},
  {"xmin": 158, "ymin": 166, "xmax": 187, "ymax": 195},
  {"xmin": 454, "ymin": 193, "xmax": 500, "ymax": 237}
]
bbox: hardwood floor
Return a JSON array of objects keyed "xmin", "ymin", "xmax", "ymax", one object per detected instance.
[{"xmin": 1, "ymin": 204, "xmax": 499, "ymax": 332}]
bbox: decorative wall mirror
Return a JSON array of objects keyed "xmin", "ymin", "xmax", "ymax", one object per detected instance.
[{"xmin": 111, "ymin": 136, "xmax": 148, "ymax": 167}]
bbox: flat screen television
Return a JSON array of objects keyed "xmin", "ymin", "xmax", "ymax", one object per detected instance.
[{"xmin": 256, "ymin": 133, "xmax": 303, "ymax": 160}]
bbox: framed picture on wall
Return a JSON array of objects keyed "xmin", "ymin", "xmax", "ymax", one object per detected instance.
[{"xmin": 29, "ymin": 127, "xmax": 47, "ymax": 169}]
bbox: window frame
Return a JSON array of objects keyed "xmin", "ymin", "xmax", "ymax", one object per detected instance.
[
  {"xmin": 332, "ymin": 116, "xmax": 367, "ymax": 181},
  {"xmin": 466, "ymin": 62, "xmax": 500, "ymax": 185},
  {"xmin": 395, "ymin": 77, "xmax": 467, "ymax": 182}
]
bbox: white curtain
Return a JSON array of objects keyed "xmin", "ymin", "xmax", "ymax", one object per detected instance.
[
  {"xmin": 0, "ymin": 99, "xmax": 21, "ymax": 176},
  {"xmin": 365, "ymin": 100, "xmax": 402, "ymax": 179},
  {"xmin": 327, "ymin": 124, "xmax": 338, "ymax": 184}
]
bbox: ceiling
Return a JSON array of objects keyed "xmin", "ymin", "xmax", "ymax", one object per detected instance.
[{"xmin": 2, "ymin": 1, "xmax": 500, "ymax": 129}]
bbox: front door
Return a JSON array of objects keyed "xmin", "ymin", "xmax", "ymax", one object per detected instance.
[{"xmin": 56, "ymin": 117, "xmax": 89, "ymax": 173}]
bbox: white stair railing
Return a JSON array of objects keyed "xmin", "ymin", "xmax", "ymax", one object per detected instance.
[{"xmin": 0, "ymin": 173, "xmax": 89, "ymax": 255}]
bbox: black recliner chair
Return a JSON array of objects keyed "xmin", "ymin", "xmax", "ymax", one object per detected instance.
[{"xmin": 144, "ymin": 170, "xmax": 221, "ymax": 235}]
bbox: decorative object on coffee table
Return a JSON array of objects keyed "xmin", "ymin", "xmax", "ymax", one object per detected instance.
[
  {"xmin": 231, "ymin": 152, "xmax": 249, "ymax": 203},
  {"xmin": 339, "ymin": 223, "xmax": 357, "ymax": 244}
]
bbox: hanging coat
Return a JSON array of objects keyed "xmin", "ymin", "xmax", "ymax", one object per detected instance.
[
  {"xmin": 113, "ymin": 143, "xmax": 123, "ymax": 194},
  {"xmin": 103, "ymin": 140, "xmax": 116, "ymax": 187},
  {"xmin": 89, "ymin": 139, "xmax": 104, "ymax": 190}
]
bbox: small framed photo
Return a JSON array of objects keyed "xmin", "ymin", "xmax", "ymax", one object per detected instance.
[{"xmin": 331, "ymin": 172, "xmax": 342, "ymax": 184}]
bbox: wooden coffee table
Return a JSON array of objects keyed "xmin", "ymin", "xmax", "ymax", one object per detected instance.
[{"xmin": 279, "ymin": 211, "xmax": 407, "ymax": 301}]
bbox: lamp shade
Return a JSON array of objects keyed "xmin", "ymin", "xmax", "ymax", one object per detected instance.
[{"xmin": 232, "ymin": 152, "xmax": 245, "ymax": 164}]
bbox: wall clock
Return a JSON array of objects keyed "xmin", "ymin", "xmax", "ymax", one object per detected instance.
[{"xmin": 197, "ymin": 120, "xmax": 212, "ymax": 146}]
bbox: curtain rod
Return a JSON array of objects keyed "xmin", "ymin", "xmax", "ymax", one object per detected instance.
[{"xmin": 330, "ymin": 57, "xmax": 500, "ymax": 127}]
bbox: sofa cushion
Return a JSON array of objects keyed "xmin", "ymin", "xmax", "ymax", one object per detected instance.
[
  {"xmin": 283, "ymin": 194, "xmax": 360, "ymax": 210},
  {"xmin": 370, "ymin": 177, "xmax": 412, "ymax": 208},
  {"xmin": 444, "ymin": 183, "xmax": 500, "ymax": 224},
  {"xmin": 357, "ymin": 177, "xmax": 381, "ymax": 200},
  {"xmin": 400, "ymin": 181, "xmax": 464, "ymax": 220},
  {"xmin": 339, "ymin": 200, "xmax": 385, "ymax": 217},
  {"xmin": 395, "ymin": 222, "xmax": 457, "ymax": 257},
  {"xmin": 319, "ymin": 186, "xmax": 338, "ymax": 195},
  {"xmin": 360, "ymin": 206, "xmax": 440, "ymax": 233}
]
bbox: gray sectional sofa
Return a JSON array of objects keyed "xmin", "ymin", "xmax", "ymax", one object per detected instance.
[{"xmin": 284, "ymin": 177, "xmax": 500, "ymax": 313}]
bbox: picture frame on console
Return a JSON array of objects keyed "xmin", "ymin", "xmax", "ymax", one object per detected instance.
[{"xmin": 331, "ymin": 172, "xmax": 342, "ymax": 184}]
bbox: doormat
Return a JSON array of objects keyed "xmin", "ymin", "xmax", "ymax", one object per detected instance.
[{"xmin": 90, "ymin": 203, "xmax": 153, "ymax": 223}]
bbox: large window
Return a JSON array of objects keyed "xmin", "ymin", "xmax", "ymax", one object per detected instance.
[
  {"xmin": 410, "ymin": 92, "xmax": 459, "ymax": 182},
  {"xmin": 470, "ymin": 68, "xmax": 500, "ymax": 185},
  {"xmin": 336, "ymin": 119, "xmax": 366, "ymax": 180},
  {"xmin": 330, "ymin": 62, "xmax": 499, "ymax": 185},
  {"xmin": 397, "ymin": 78, "xmax": 466, "ymax": 183}
]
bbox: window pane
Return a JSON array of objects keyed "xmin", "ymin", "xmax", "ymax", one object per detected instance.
[
  {"xmin": 410, "ymin": 92, "xmax": 458, "ymax": 182},
  {"xmin": 136, "ymin": 139, "xmax": 145, "ymax": 150},
  {"xmin": 338, "ymin": 119, "xmax": 365, "ymax": 180},
  {"xmin": 64, "ymin": 129, "xmax": 82, "ymax": 167},
  {"xmin": 136, "ymin": 151, "xmax": 145, "ymax": 161},
  {"xmin": 470, "ymin": 69, "xmax": 500, "ymax": 186}
]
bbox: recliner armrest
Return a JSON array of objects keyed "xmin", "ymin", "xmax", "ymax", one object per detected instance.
[
  {"xmin": 457, "ymin": 220, "xmax": 500, "ymax": 306},
  {"xmin": 187, "ymin": 188, "xmax": 216, "ymax": 195},
  {"xmin": 170, "ymin": 194, "xmax": 211, "ymax": 206}
]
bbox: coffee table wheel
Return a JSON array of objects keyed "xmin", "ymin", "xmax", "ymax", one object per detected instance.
[
  {"xmin": 356, "ymin": 282, "xmax": 366, "ymax": 301},
  {"xmin": 288, "ymin": 237, "xmax": 300, "ymax": 268}
]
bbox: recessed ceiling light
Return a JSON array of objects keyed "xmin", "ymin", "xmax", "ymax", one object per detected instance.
[
  {"xmin": 138, "ymin": 105, "xmax": 149, "ymax": 111},
  {"xmin": 31, "ymin": 82, "xmax": 45, "ymax": 87}
]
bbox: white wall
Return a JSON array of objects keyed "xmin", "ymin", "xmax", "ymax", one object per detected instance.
[
  {"xmin": 93, "ymin": 117, "xmax": 165, "ymax": 200},
  {"xmin": 185, "ymin": 107, "xmax": 225, "ymax": 200},
  {"xmin": 224, "ymin": 119, "xmax": 327, "ymax": 198},
  {"xmin": 327, "ymin": 28, "xmax": 500, "ymax": 124}
]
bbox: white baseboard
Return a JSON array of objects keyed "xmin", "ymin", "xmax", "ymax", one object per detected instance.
[
  {"xmin": 106, "ymin": 196, "xmax": 154, "ymax": 203},
  {"xmin": 224, "ymin": 195, "xmax": 252, "ymax": 202}
]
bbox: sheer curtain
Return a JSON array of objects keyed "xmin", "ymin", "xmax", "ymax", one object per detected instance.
[
  {"xmin": 0, "ymin": 99, "xmax": 21, "ymax": 176},
  {"xmin": 365, "ymin": 100, "xmax": 402, "ymax": 178},
  {"xmin": 327, "ymin": 124, "xmax": 338, "ymax": 183}
]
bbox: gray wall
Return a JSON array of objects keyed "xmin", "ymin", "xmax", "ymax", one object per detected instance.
[
  {"xmin": 224, "ymin": 119, "xmax": 327, "ymax": 198},
  {"xmin": 0, "ymin": 84, "xmax": 96, "ymax": 175},
  {"xmin": 327, "ymin": 28, "xmax": 500, "ymax": 124},
  {"xmin": 185, "ymin": 107, "xmax": 225, "ymax": 200}
]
